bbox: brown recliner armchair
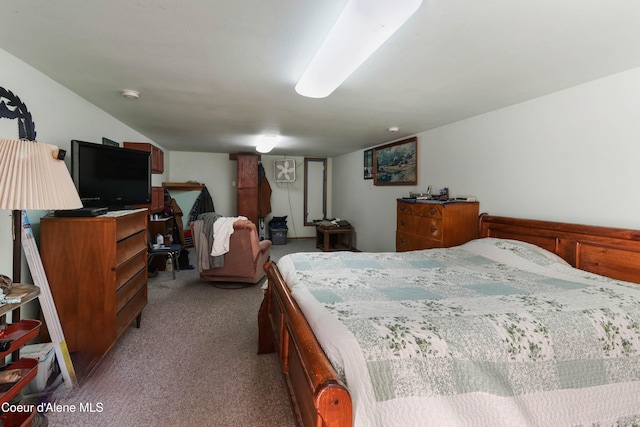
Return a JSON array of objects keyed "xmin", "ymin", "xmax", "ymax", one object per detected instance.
[{"xmin": 191, "ymin": 218, "xmax": 272, "ymax": 283}]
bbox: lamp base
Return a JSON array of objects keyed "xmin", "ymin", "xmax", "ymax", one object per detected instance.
[{"xmin": 12, "ymin": 210, "xmax": 21, "ymax": 284}]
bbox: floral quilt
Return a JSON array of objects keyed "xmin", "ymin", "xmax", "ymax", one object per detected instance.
[{"xmin": 277, "ymin": 238, "xmax": 640, "ymax": 427}]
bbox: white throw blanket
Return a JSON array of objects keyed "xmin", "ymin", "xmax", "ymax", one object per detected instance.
[{"xmin": 211, "ymin": 216, "xmax": 247, "ymax": 256}]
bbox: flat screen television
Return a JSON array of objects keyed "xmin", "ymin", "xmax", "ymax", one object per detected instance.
[{"xmin": 71, "ymin": 140, "xmax": 151, "ymax": 210}]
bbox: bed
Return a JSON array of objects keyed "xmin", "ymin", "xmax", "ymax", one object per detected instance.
[{"xmin": 257, "ymin": 215, "xmax": 640, "ymax": 426}]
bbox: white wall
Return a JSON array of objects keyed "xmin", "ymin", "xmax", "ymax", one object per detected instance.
[
  {"xmin": 6, "ymin": 42, "xmax": 639, "ymax": 266},
  {"xmin": 0, "ymin": 48, "xmax": 165, "ymax": 283},
  {"xmin": 169, "ymin": 153, "xmax": 332, "ymax": 239},
  {"xmin": 332, "ymin": 66, "xmax": 640, "ymax": 252}
]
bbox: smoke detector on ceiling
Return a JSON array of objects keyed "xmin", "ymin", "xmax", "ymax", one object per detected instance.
[{"xmin": 121, "ymin": 89, "xmax": 140, "ymax": 99}]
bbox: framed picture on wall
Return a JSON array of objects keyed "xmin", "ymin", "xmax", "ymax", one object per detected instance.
[
  {"xmin": 363, "ymin": 149, "xmax": 373, "ymax": 179},
  {"xmin": 373, "ymin": 137, "xmax": 417, "ymax": 186}
]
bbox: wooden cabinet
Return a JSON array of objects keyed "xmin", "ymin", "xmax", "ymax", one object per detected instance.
[
  {"xmin": 396, "ymin": 199, "xmax": 479, "ymax": 251},
  {"xmin": 151, "ymin": 186, "xmax": 164, "ymax": 213},
  {"xmin": 149, "ymin": 216, "xmax": 174, "ymax": 240},
  {"xmin": 123, "ymin": 142, "xmax": 164, "ymax": 173},
  {"xmin": 148, "ymin": 216, "xmax": 175, "ymax": 271},
  {"xmin": 40, "ymin": 209, "xmax": 148, "ymax": 378},
  {"xmin": 162, "ymin": 182, "xmax": 205, "ymax": 191},
  {"xmin": 237, "ymin": 154, "xmax": 259, "ymax": 225}
]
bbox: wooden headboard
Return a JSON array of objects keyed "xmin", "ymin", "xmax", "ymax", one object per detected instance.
[{"xmin": 479, "ymin": 214, "xmax": 640, "ymax": 284}]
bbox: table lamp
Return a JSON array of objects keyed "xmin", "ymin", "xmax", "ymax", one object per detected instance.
[{"xmin": 0, "ymin": 138, "xmax": 82, "ymax": 284}]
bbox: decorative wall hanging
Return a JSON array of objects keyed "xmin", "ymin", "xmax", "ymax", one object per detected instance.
[
  {"xmin": 0, "ymin": 87, "xmax": 36, "ymax": 141},
  {"xmin": 274, "ymin": 159, "xmax": 296, "ymax": 182},
  {"xmin": 373, "ymin": 136, "xmax": 418, "ymax": 186}
]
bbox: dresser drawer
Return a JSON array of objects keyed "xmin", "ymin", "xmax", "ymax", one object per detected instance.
[
  {"xmin": 398, "ymin": 215, "xmax": 443, "ymax": 239},
  {"xmin": 116, "ymin": 269, "xmax": 147, "ymax": 313},
  {"xmin": 115, "ymin": 286, "xmax": 147, "ymax": 339},
  {"xmin": 115, "ymin": 251, "xmax": 147, "ymax": 291},
  {"xmin": 115, "ymin": 211, "xmax": 147, "ymax": 241},
  {"xmin": 396, "ymin": 231, "xmax": 443, "ymax": 251},
  {"xmin": 115, "ymin": 231, "xmax": 147, "ymax": 267},
  {"xmin": 424, "ymin": 217, "xmax": 443, "ymax": 241},
  {"xmin": 397, "ymin": 202, "xmax": 442, "ymax": 218}
]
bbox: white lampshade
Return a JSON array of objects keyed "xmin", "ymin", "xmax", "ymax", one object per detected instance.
[
  {"xmin": 295, "ymin": 0, "xmax": 423, "ymax": 98},
  {"xmin": 0, "ymin": 138, "xmax": 82, "ymax": 210}
]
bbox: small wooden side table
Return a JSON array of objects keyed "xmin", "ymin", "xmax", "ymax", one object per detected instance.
[{"xmin": 316, "ymin": 226, "xmax": 353, "ymax": 252}]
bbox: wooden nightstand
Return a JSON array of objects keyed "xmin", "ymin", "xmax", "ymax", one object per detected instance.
[{"xmin": 316, "ymin": 226, "xmax": 354, "ymax": 252}]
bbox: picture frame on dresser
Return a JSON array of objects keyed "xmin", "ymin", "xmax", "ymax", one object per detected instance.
[{"xmin": 373, "ymin": 137, "xmax": 417, "ymax": 186}]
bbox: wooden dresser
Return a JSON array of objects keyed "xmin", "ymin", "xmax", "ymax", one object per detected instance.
[
  {"xmin": 40, "ymin": 209, "xmax": 148, "ymax": 378},
  {"xmin": 396, "ymin": 199, "xmax": 480, "ymax": 251}
]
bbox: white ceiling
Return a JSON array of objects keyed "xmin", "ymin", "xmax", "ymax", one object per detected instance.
[{"xmin": 1, "ymin": 0, "xmax": 640, "ymax": 157}]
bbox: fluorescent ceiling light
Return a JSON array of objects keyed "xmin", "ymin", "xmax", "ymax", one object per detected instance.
[
  {"xmin": 256, "ymin": 134, "xmax": 279, "ymax": 153},
  {"xmin": 295, "ymin": 0, "xmax": 423, "ymax": 98}
]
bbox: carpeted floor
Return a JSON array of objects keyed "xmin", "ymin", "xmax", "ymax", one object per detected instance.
[{"xmin": 44, "ymin": 238, "xmax": 318, "ymax": 427}]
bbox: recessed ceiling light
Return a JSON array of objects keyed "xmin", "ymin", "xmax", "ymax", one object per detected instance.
[
  {"xmin": 256, "ymin": 134, "xmax": 279, "ymax": 153},
  {"xmin": 121, "ymin": 89, "xmax": 140, "ymax": 99},
  {"xmin": 388, "ymin": 127, "xmax": 399, "ymax": 133}
]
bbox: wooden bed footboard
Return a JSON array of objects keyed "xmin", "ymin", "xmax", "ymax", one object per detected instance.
[{"xmin": 258, "ymin": 260, "xmax": 352, "ymax": 427}]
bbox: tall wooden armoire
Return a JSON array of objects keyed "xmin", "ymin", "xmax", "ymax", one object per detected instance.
[{"xmin": 236, "ymin": 154, "xmax": 259, "ymax": 224}]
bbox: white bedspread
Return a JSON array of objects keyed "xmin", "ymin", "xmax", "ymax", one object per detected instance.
[{"xmin": 277, "ymin": 238, "xmax": 640, "ymax": 427}]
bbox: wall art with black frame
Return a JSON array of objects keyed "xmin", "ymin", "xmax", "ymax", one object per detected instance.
[{"xmin": 363, "ymin": 149, "xmax": 373, "ymax": 179}]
